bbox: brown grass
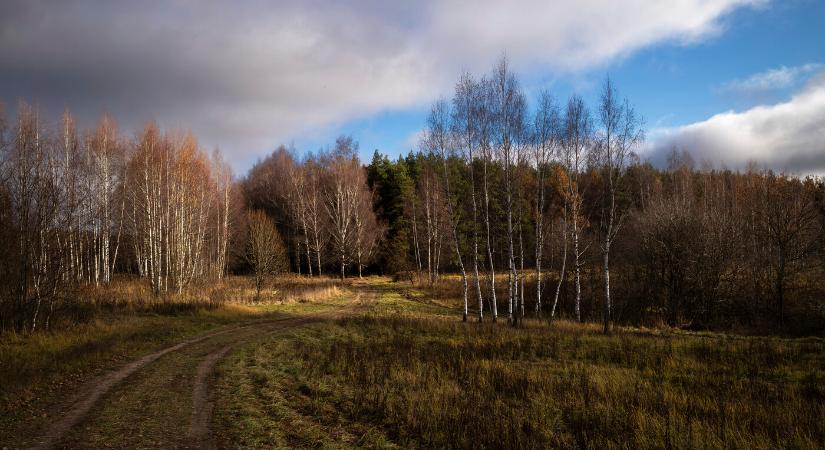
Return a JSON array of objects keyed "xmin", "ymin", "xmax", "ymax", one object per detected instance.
[
  {"xmin": 0, "ymin": 274, "xmax": 350, "ymax": 443},
  {"xmin": 214, "ymin": 277, "xmax": 825, "ymax": 449}
]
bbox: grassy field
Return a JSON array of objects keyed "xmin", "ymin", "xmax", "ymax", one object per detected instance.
[
  {"xmin": 2, "ymin": 275, "xmax": 823, "ymax": 448},
  {"xmin": 0, "ymin": 275, "xmax": 352, "ymax": 444},
  {"xmin": 214, "ymin": 277, "xmax": 825, "ymax": 449}
]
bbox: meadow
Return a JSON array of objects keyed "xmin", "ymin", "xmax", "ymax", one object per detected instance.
[
  {"xmin": 213, "ymin": 278, "xmax": 825, "ymax": 449},
  {"xmin": 1, "ymin": 275, "xmax": 823, "ymax": 448}
]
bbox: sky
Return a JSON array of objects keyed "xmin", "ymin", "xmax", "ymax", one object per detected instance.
[{"xmin": 1, "ymin": 0, "xmax": 823, "ymax": 174}]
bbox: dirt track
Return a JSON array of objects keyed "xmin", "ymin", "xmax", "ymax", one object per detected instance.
[{"xmin": 32, "ymin": 300, "xmax": 360, "ymax": 449}]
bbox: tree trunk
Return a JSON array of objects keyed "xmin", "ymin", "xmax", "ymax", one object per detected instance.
[
  {"xmin": 572, "ymin": 215, "xmax": 582, "ymax": 322},
  {"xmin": 441, "ymin": 158, "xmax": 468, "ymax": 322},
  {"xmin": 411, "ymin": 196, "xmax": 422, "ymax": 284},
  {"xmin": 776, "ymin": 246, "xmax": 785, "ymax": 326},
  {"xmin": 469, "ymin": 161, "xmax": 484, "ymax": 322},
  {"xmin": 603, "ymin": 249, "xmax": 611, "ymax": 334},
  {"xmin": 482, "ymin": 157, "xmax": 498, "ymax": 322},
  {"xmin": 506, "ymin": 163, "xmax": 516, "ymax": 325},
  {"xmin": 551, "ymin": 211, "xmax": 568, "ymax": 320},
  {"xmin": 518, "ymin": 211, "xmax": 525, "ymax": 324}
]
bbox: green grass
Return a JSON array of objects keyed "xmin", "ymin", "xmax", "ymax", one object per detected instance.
[{"xmin": 214, "ymin": 279, "xmax": 825, "ymax": 449}]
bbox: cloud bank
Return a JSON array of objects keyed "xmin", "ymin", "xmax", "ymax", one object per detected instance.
[
  {"xmin": 647, "ymin": 71, "xmax": 825, "ymax": 174},
  {"xmin": 0, "ymin": 0, "xmax": 763, "ymax": 166}
]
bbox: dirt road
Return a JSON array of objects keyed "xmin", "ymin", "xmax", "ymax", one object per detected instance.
[{"xmin": 31, "ymin": 300, "xmax": 360, "ymax": 449}]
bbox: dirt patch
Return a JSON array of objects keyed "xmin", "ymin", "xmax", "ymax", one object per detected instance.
[{"xmin": 189, "ymin": 345, "xmax": 233, "ymax": 449}]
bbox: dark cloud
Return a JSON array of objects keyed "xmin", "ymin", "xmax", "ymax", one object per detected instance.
[{"xmin": 0, "ymin": 0, "xmax": 762, "ymax": 169}]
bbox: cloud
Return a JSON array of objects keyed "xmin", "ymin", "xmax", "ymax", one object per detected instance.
[
  {"xmin": 403, "ymin": 128, "xmax": 428, "ymax": 152},
  {"xmin": 0, "ymin": 0, "xmax": 764, "ymax": 169},
  {"xmin": 646, "ymin": 71, "xmax": 825, "ymax": 174},
  {"xmin": 718, "ymin": 63, "xmax": 822, "ymax": 96}
]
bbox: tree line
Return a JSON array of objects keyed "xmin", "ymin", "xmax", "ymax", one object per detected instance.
[
  {"xmin": 0, "ymin": 102, "xmax": 235, "ymax": 332},
  {"xmin": 360, "ymin": 59, "xmax": 824, "ymax": 333},
  {"xmin": 243, "ymin": 58, "xmax": 824, "ymax": 333},
  {"xmin": 3, "ymin": 56, "xmax": 823, "ymax": 334}
]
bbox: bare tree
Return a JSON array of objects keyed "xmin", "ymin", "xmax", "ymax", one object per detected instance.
[
  {"xmin": 755, "ymin": 174, "xmax": 821, "ymax": 325},
  {"xmin": 286, "ymin": 154, "xmax": 313, "ymax": 276},
  {"xmin": 452, "ymin": 72, "xmax": 485, "ymax": 321},
  {"xmin": 353, "ymin": 186, "xmax": 383, "ymax": 278},
  {"xmin": 532, "ymin": 90, "xmax": 560, "ymax": 317},
  {"xmin": 595, "ymin": 77, "xmax": 643, "ymax": 333},
  {"xmin": 550, "ymin": 175, "xmax": 569, "ymax": 320},
  {"xmin": 490, "ymin": 57, "xmax": 527, "ymax": 325},
  {"xmin": 211, "ymin": 150, "xmax": 233, "ymax": 279},
  {"xmin": 57, "ymin": 109, "xmax": 83, "ymax": 284},
  {"xmin": 245, "ymin": 209, "xmax": 287, "ymax": 297},
  {"xmin": 323, "ymin": 137, "xmax": 361, "ymax": 279},
  {"xmin": 0, "ymin": 102, "xmax": 68, "ymax": 331},
  {"xmin": 303, "ymin": 155, "xmax": 327, "ymax": 276},
  {"xmin": 424, "ymin": 98, "xmax": 469, "ymax": 321},
  {"xmin": 477, "ymin": 77, "xmax": 499, "ymax": 321},
  {"xmin": 562, "ymin": 95, "xmax": 592, "ymax": 322},
  {"xmin": 85, "ymin": 115, "xmax": 126, "ymax": 286},
  {"xmin": 419, "ymin": 161, "xmax": 446, "ymax": 284}
]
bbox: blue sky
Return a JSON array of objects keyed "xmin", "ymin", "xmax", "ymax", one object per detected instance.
[
  {"xmin": 294, "ymin": 0, "xmax": 825, "ymax": 168},
  {"xmin": 1, "ymin": 0, "xmax": 824, "ymax": 173}
]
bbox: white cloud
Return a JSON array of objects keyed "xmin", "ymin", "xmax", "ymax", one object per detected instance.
[
  {"xmin": 0, "ymin": 0, "xmax": 765, "ymax": 168},
  {"xmin": 428, "ymin": 0, "xmax": 764, "ymax": 71},
  {"xmin": 647, "ymin": 71, "xmax": 825, "ymax": 174},
  {"xmin": 718, "ymin": 63, "xmax": 822, "ymax": 95}
]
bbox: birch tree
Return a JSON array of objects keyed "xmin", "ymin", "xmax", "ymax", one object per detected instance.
[
  {"xmin": 211, "ymin": 150, "xmax": 233, "ymax": 279},
  {"xmin": 126, "ymin": 125, "xmax": 222, "ymax": 294},
  {"xmin": 532, "ymin": 90, "xmax": 560, "ymax": 317},
  {"xmin": 595, "ymin": 78, "xmax": 642, "ymax": 333},
  {"xmin": 562, "ymin": 95, "xmax": 592, "ymax": 322},
  {"xmin": 0, "ymin": 102, "xmax": 68, "ymax": 331},
  {"xmin": 477, "ymin": 77, "xmax": 499, "ymax": 321},
  {"xmin": 323, "ymin": 137, "xmax": 361, "ymax": 279},
  {"xmin": 452, "ymin": 72, "xmax": 485, "ymax": 321},
  {"xmin": 303, "ymin": 155, "xmax": 326, "ymax": 276},
  {"xmin": 490, "ymin": 57, "xmax": 527, "ymax": 325},
  {"xmin": 550, "ymin": 166, "xmax": 570, "ymax": 320},
  {"xmin": 419, "ymin": 161, "xmax": 446, "ymax": 284},
  {"xmin": 86, "ymin": 115, "xmax": 126, "ymax": 286},
  {"xmin": 424, "ymin": 98, "xmax": 469, "ymax": 321}
]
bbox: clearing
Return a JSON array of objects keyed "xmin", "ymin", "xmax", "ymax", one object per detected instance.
[{"xmin": 1, "ymin": 277, "xmax": 823, "ymax": 449}]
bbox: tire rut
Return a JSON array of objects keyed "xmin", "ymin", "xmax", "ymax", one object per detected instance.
[
  {"xmin": 35, "ymin": 323, "xmax": 249, "ymax": 449},
  {"xmin": 186, "ymin": 301, "xmax": 364, "ymax": 449},
  {"xmin": 35, "ymin": 301, "xmax": 362, "ymax": 449}
]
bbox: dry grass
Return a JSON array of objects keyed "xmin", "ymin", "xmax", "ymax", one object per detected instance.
[
  {"xmin": 214, "ymin": 277, "xmax": 825, "ymax": 449},
  {"xmin": 0, "ymin": 274, "xmax": 351, "ymax": 443}
]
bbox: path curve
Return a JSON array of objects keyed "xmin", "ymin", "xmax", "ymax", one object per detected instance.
[{"xmin": 34, "ymin": 307, "xmax": 353, "ymax": 449}]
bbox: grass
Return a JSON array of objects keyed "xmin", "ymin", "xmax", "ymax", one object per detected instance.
[
  {"xmin": 214, "ymin": 278, "xmax": 825, "ymax": 449},
  {"xmin": 4, "ymin": 274, "xmax": 823, "ymax": 448},
  {"xmin": 0, "ymin": 274, "xmax": 352, "ymax": 443}
]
